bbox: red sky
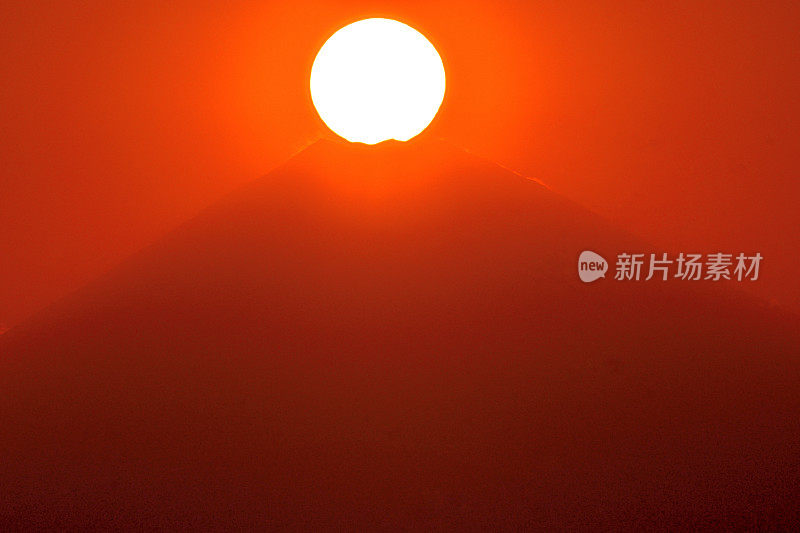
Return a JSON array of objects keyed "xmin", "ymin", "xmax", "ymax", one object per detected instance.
[{"xmin": 2, "ymin": 0, "xmax": 799, "ymax": 328}]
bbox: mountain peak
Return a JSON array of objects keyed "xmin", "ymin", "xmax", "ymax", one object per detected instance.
[{"xmin": 1, "ymin": 136, "xmax": 799, "ymax": 528}]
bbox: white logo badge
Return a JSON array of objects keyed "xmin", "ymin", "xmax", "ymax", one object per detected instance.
[{"xmin": 578, "ymin": 251, "xmax": 608, "ymax": 283}]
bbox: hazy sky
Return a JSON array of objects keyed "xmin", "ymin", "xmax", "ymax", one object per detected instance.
[{"xmin": 2, "ymin": 0, "xmax": 799, "ymax": 327}]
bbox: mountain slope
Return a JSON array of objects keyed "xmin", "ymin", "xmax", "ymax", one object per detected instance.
[{"xmin": 2, "ymin": 137, "xmax": 799, "ymax": 528}]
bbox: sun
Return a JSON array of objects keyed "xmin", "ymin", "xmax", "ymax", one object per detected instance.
[{"xmin": 310, "ymin": 18, "xmax": 446, "ymax": 145}]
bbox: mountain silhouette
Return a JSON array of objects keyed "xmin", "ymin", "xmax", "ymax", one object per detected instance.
[{"xmin": 2, "ymin": 136, "xmax": 799, "ymax": 528}]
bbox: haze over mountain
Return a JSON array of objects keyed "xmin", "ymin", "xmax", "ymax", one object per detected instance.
[{"xmin": 1, "ymin": 137, "xmax": 799, "ymax": 528}]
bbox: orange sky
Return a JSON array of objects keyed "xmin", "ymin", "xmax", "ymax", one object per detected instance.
[{"xmin": 2, "ymin": 0, "xmax": 799, "ymax": 328}]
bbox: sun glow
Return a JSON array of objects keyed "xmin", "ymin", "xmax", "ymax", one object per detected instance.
[{"xmin": 310, "ymin": 18, "xmax": 446, "ymax": 144}]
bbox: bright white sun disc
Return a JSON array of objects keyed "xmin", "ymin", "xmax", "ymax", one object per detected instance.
[{"xmin": 310, "ymin": 18, "xmax": 446, "ymax": 144}]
